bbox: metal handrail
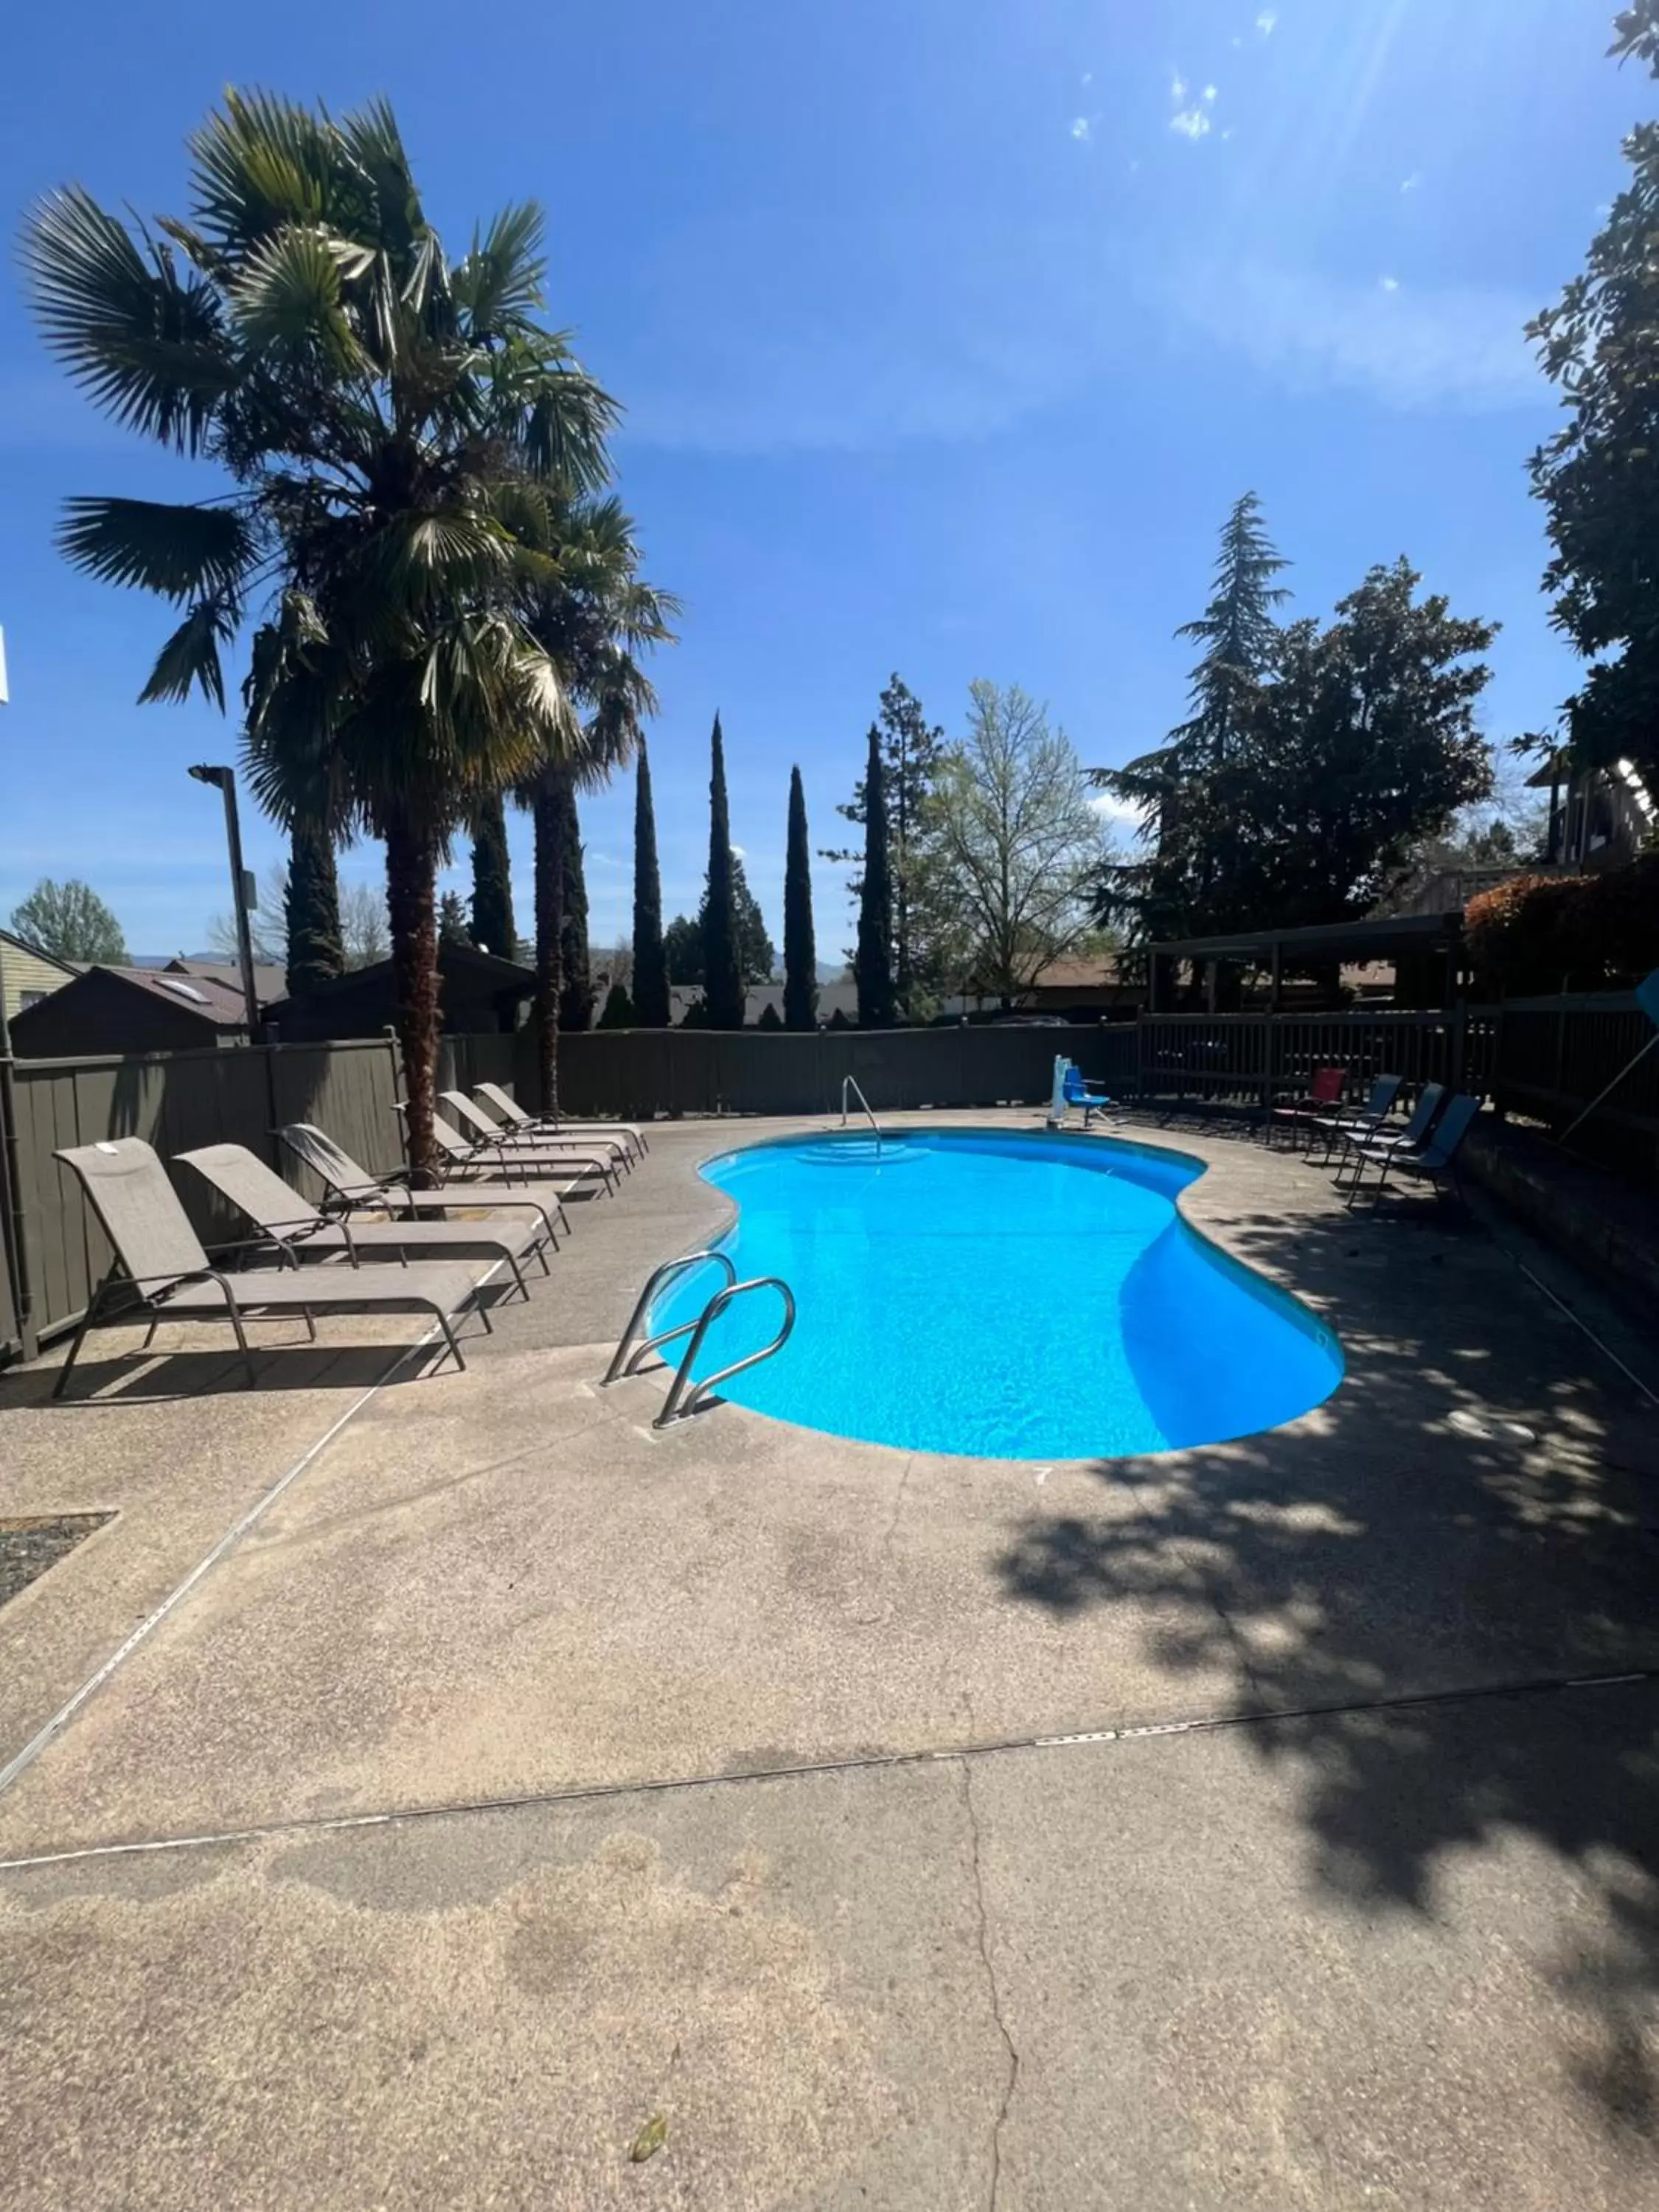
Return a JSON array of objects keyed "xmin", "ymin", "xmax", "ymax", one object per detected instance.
[
  {"xmin": 840, "ymin": 1075, "xmax": 883, "ymax": 1154},
  {"xmin": 655, "ymin": 1276, "xmax": 796, "ymax": 1428},
  {"xmin": 602, "ymin": 1248, "xmax": 736, "ymax": 1383}
]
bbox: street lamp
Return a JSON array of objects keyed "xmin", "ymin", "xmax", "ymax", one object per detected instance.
[{"xmin": 188, "ymin": 764, "xmax": 262, "ymax": 1037}]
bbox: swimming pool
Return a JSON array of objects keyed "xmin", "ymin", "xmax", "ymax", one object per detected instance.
[{"xmin": 648, "ymin": 1129, "xmax": 1342, "ymax": 1460}]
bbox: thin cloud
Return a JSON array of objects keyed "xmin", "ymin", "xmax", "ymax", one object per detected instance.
[
  {"xmin": 1203, "ymin": 85, "xmax": 1218, "ymax": 102},
  {"xmin": 1070, "ymin": 116, "xmax": 1093, "ymax": 142},
  {"xmin": 1379, "ymin": 274, "xmax": 1401, "ymax": 293},
  {"xmin": 1256, "ymin": 9, "xmax": 1278, "ymax": 34},
  {"xmin": 1170, "ymin": 109, "xmax": 1213, "ymax": 139},
  {"xmin": 1170, "ymin": 72, "xmax": 1188, "ymax": 101},
  {"xmin": 1401, "ymin": 172, "xmax": 1425, "ymax": 193},
  {"xmin": 1170, "ymin": 259, "xmax": 1547, "ymax": 414}
]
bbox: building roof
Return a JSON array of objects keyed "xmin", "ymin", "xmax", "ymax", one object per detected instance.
[
  {"xmin": 100, "ymin": 966, "xmax": 252, "ymax": 1027},
  {"xmin": 0, "ymin": 928, "xmax": 79, "ymax": 981},
  {"xmin": 262, "ymin": 939, "xmax": 536, "ymax": 1023},
  {"xmin": 1147, "ymin": 911, "xmax": 1463, "ymax": 967},
  {"xmin": 164, "ymin": 956, "xmax": 288, "ymax": 1004}
]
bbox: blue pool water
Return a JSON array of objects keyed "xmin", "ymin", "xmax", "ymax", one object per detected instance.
[{"xmin": 650, "ymin": 1130, "xmax": 1342, "ymax": 1459}]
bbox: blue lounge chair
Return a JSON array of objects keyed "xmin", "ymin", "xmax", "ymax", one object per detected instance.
[
  {"xmin": 1061, "ymin": 1061, "xmax": 1120, "ymax": 1130},
  {"xmin": 1311, "ymin": 1074, "xmax": 1404, "ymax": 1165},
  {"xmin": 1356, "ymin": 1092, "xmax": 1481, "ymax": 1210},
  {"xmin": 1332, "ymin": 1082, "xmax": 1446, "ymax": 1193}
]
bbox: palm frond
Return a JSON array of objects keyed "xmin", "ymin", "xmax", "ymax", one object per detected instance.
[
  {"xmin": 139, "ymin": 597, "xmax": 241, "ymax": 711},
  {"xmin": 230, "ymin": 224, "xmax": 364, "ymax": 369},
  {"xmin": 23, "ymin": 187, "xmax": 237, "ymax": 452},
  {"xmin": 188, "ymin": 90, "xmax": 338, "ymax": 251},
  {"xmin": 453, "ymin": 202, "xmax": 547, "ymax": 335},
  {"xmin": 58, "ymin": 495, "xmax": 259, "ymax": 603}
]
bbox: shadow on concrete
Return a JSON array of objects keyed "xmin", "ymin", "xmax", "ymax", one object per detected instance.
[{"xmin": 995, "ymin": 1172, "xmax": 1659, "ymax": 2137}]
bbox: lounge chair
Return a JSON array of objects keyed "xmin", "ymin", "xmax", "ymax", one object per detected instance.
[
  {"xmin": 402, "ymin": 1105, "xmax": 619, "ymax": 1197},
  {"xmin": 280, "ymin": 1123, "xmax": 573, "ymax": 1244},
  {"xmin": 1352, "ymin": 1092, "xmax": 1481, "ymax": 1210},
  {"xmin": 175, "ymin": 1143, "xmax": 552, "ymax": 1298},
  {"xmin": 1267, "ymin": 1065, "xmax": 1344, "ymax": 1152},
  {"xmin": 473, "ymin": 1079, "xmax": 647, "ymax": 1161},
  {"xmin": 1331, "ymin": 1082, "xmax": 1446, "ymax": 1194},
  {"xmin": 1310, "ymin": 1074, "xmax": 1404, "ymax": 1165},
  {"xmin": 1059, "ymin": 1061, "xmax": 1120, "ymax": 1130},
  {"xmin": 437, "ymin": 1089, "xmax": 629, "ymax": 1177},
  {"xmin": 50, "ymin": 1138, "xmax": 487, "ymax": 1399}
]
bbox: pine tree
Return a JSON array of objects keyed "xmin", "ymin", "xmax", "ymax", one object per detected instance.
[
  {"xmin": 855, "ymin": 726, "xmax": 896, "ymax": 1026},
  {"xmin": 284, "ymin": 824, "xmax": 344, "ymax": 998},
  {"xmin": 631, "ymin": 742, "xmax": 669, "ymax": 1026},
  {"xmin": 558, "ymin": 778, "xmax": 594, "ymax": 1032},
  {"xmin": 823, "ymin": 673, "xmax": 946, "ymax": 1013},
  {"xmin": 597, "ymin": 978, "xmax": 636, "ymax": 1029},
  {"xmin": 702, "ymin": 712, "xmax": 745, "ymax": 1029},
  {"xmin": 783, "ymin": 765, "xmax": 818, "ymax": 1031},
  {"xmin": 468, "ymin": 793, "xmax": 515, "ymax": 959},
  {"xmin": 1099, "ymin": 492, "xmax": 1291, "ymax": 951},
  {"xmin": 438, "ymin": 889, "xmax": 470, "ymax": 945}
]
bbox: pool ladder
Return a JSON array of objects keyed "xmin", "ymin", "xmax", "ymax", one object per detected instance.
[
  {"xmin": 602, "ymin": 1251, "xmax": 797, "ymax": 1428},
  {"xmin": 841, "ymin": 1075, "xmax": 883, "ymax": 1155}
]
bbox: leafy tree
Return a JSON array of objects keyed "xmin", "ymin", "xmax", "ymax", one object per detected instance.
[
  {"xmin": 1099, "ymin": 493, "xmax": 1290, "ymax": 950},
  {"xmin": 701, "ymin": 713, "xmax": 745, "ymax": 1028},
  {"xmin": 631, "ymin": 741, "xmax": 669, "ymax": 1026},
  {"xmin": 597, "ymin": 978, "xmax": 636, "ymax": 1028},
  {"xmin": 1528, "ymin": 6, "xmax": 1659, "ymax": 794},
  {"xmin": 439, "ymin": 890, "xmax": 471, "ymax": 946},
  {"xmin": 9, "ymin": 877, "xmax": 126, "ymax": 963},
  {"xmin": 925, "ymin": 683, "xmax": 1104, "ymax": 1004},
  {"xmin": 664, "ymin": 912, "xmax": 702, "ymax": 984},
  {"xmin": 468, "ymin": 794, "xmax": 516, "ymax": 959},
  {"xmin": 824, "ymin": 674, "xmax": 947, "ymax": 1012},
  {"xmin": 25, "ymin": 92, "xmax": 618, "ymax": 1175},
  {"xmin": 285, "ymin": 828, "xmax": 343, "ymax": 994},
  {"xmin": 1194, "ymin": 562, "xmax": 1497, "ymax": 933},
  {"xmin": 783, "ymin": 765, "xmax": 818, "ymax": 1031},
  {"xmin": 666, "ymin": 858, "xmax": 774, "ymax": 992},
  {"xmin": 854, "ymin": 726, "xmax": 896, "ymax": 1026}
]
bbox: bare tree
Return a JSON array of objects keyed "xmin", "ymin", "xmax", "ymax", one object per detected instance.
[
  {"xmin": 922, "ymin": 682, "xmax": 1107, "ymax": 1004},
  {"xmin": 340, "ymin": 879, "xmax": 390, "ymax": 969},
  {"xmin": 207, "ymin": 867, "xmax": 288, "ymax": 967}
]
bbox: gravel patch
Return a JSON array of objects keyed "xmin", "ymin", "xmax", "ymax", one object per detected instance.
[{"xmin": 0, "ymin": 1516, "xmax": 114, "ymax": 1611}]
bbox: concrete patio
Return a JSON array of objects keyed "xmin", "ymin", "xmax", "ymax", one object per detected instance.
[{"xmin": 1, "ymin": 1110, "xmax": 1657, "ymax": 2208}]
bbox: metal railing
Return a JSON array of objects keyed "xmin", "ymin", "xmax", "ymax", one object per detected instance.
[
  {"xmin": 601, "ymin": 1250, "xmax": 796, "ymax": 1427},
  {"xmin": 602, "ymin": 1248, "xmax": 736, "ymax": 1383},
  {"xmin": 654, "ymin": 1276, "xmax": 796, "ymax": 1427},
  {"xmin": 840, "ymin": 1074, "xmax": 883, "ymax": 1154}
]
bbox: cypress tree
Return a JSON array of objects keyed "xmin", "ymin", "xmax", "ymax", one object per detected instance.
[
  {"xmin": 438, "ymin": 889, "xmax": 470, "ymax": 945},
  {"xmin": 783, "ymin": 765, "xmax": 818, "ymax": 1031},
  {"xmin": 632, "ymin": 742, "xmax": 669, "ymax": 1026},
  {"xmin": 285, "ymin": 822, "xmax": 344, "ymax": 998},
  {"xmin": 468, "ymin": 792, "xmax": 516, "ymax": 957},
  {"xmin": 702, "ymin": 712, "xmax": 745, "ymax": 1029},
  {"xmin": 559, "ymin": 775, "xmax": 594, "ymax": 1032},
  {"xmin": 854, "ymin": 726, "xmax": 895, "ymax": 1026}
]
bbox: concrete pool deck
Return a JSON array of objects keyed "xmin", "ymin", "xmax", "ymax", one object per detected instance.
[{"xmin": 1, "ymin": 1108, "xmax": 1658, "ymax": 2207}]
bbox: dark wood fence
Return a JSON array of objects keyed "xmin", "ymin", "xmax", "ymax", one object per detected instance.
[{"xmin": 0, "ymin": 996, "xmax": 1652, "ymax": 1362}]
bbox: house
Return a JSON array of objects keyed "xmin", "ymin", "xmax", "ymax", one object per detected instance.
[
  {"xmin": 9, "ymin": 965, "xmax": 252, "ymax": 1057},
  {"xmin": 264, "ymin": 941, "xmax": 535, "ymax": 1042},
  {"xmin": 164, "ymin": 955, "xmax": 288, "ymax": 1004},
  {"xmin": 1528, "ymin": 751, "xmax": 1655, "ymax": 872},
  {"xmin": 0, "ymin": 929, "xmax": 78, "ymax": 1026}
]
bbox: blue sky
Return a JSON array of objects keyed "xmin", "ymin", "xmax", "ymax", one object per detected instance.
[{"xmin": 0, "ymin": 0, "xmax": 1644, "ymax": 960}]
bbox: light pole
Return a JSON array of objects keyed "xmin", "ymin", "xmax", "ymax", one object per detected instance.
[{"xmin": 188, "ymin": 764, "xmax": 262, "ymax": 1037}]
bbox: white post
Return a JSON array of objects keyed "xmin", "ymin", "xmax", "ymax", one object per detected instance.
[{"xmin": 1048, "ymin": 1054, "xmax": 1068, "ymax": 1128}]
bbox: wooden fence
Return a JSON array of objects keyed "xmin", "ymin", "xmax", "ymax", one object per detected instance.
[{"xmin": 0, "ymin": 996, "xmax": 1652, "ymax": 1363}]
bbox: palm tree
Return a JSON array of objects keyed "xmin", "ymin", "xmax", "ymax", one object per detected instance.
[
  {"xmin": 508, "ymin": 494, "xmax": 677, "ymax": 1113},
  {"xmin": 23, "ymin": 91, "xmax": 616, "ymax": 1172}
]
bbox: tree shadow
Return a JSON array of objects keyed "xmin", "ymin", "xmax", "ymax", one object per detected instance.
[{"xmin": 995, "ymin": 1164, "xmax": 1659, "ymax": 2139}]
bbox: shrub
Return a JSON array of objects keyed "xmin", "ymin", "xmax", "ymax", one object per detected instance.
[
  {"xmin": 755, "ymin": 1001, "xmax": 782, "ymax": 1030},
  {"xmin": 597, "ymin": 981, "xmax": 636, "ymax": 1029},
  {"xmin": 1465, "ymin": 855, "xmax": 1659, "ymax": 994}
]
